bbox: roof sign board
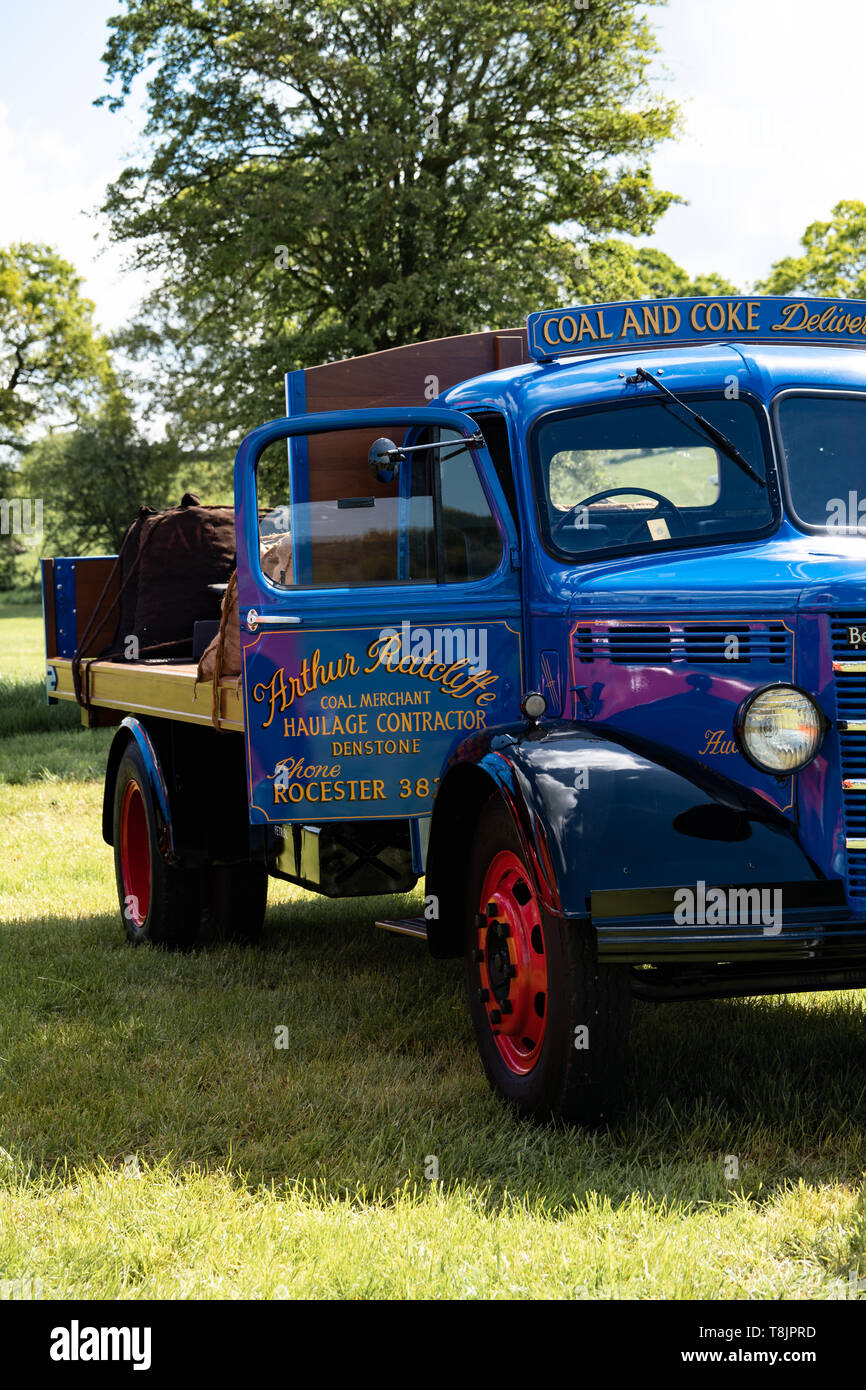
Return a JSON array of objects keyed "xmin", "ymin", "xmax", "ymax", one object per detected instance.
[{"xmin": 526, "ymin": 296, "xmax": 866, "ymax": 362}]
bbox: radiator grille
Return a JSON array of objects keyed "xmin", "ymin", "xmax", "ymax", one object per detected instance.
[{"xmin": 831, "ymin": 614, "xmax": 866, "ymax": 898}]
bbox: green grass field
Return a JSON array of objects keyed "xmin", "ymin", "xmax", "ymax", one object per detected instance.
[
  {"xmin": 1, "ymin": 600, "xmax": 865, "ymax": 1299},
  {"xmin": 549, "ymin": 446, "xmax": 721, "ymax": 511}
]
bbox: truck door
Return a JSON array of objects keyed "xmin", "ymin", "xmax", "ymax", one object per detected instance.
[{"xmin": 234, "ymin": 406, "xmax": 524, "ymax": 832}]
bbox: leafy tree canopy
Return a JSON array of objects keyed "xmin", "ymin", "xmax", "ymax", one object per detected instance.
[
  {"xmin": 100, "ymin": 0, "xmax": 679, "ymax": 443},
  {"xmin": 758, "ymin": 200, "xmax": 866, "ymax": 298},
  {"xmin": 0, "ymin": 243, "xmax": 111, "ymax": 585},
  {"xmin": 24, "ymin": 390, "xmax": 198, "ymax": 556},
  {"xmin": 630, "ymin": 247, "xmax": 737, "ymax": 299},
  {"xmin": 569, "ymin": 240, "xmax": 738, "ymax": 302},
  {"xmin": 0, "ymin": 243, "xmax": 110, "ymax": 453}
]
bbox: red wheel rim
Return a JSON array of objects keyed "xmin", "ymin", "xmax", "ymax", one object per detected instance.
[
  {"xmin": 476, "ymin": 850, "xmax": 547, "ymax": 1076},
  {"xmin": 120, "ymin": 779, "xmax": 151, "ymax": 926}
]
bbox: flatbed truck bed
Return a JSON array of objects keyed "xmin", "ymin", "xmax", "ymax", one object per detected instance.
[{"xmin": 48, "ymin": 656, "xmax": 244, "ymax": 733}]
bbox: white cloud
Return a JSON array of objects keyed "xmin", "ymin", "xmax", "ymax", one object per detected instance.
[
  {"xmin": 0, "ymin": 100, "xmax": 153, "ymax": 332},
  {"xmin": 643, "ymin": 0, "xmax": 866, "ymax": 287}
]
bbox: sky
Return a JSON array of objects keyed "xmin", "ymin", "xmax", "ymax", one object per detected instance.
[
  {"xmin": 0, "ymin": 0, "xmax": 151, "ymax": 329},
  {"xmin": 0, "ymin": 0, "xmax": 864, "ymax": 335}
]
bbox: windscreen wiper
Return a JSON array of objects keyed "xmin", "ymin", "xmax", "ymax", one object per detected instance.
[{"xmin": 626, "ymin": 366, "xmax": 766, "ymax": 489}]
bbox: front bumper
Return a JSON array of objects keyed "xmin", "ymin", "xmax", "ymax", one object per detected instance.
[{"xmin": 590, "ymin": 879, "xmax": 866, "ymax": 963}]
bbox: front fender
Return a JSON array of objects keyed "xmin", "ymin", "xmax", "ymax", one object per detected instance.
[
  {"xmin": 474, "ymin": 721, "xmax": 825, "ymax": 916},
  {"xmin": 426, "ymin": 720, "xmax": 832, "ymax": 958}
]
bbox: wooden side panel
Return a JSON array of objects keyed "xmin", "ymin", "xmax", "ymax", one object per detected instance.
[
  {"xmin": 50, "ymin": 657, "xmax": 245, "ymax": 732},
  {"xmin": 42, "ymin": 559, "xmax": 57, "ymax": 660},
  {"xmin": 74, "ymin": 557, "xmax": 120, "ymax": 657},
  {"xmin": 494, "ymin": 335, "xmax": 526, "ymax": 369},
  {"xmin": 301, "ymin": 329, "xmax": 528, "ymax": 503}
]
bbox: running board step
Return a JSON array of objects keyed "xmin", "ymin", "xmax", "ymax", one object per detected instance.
[{"xmin": 375, "ymin": 916, "xmax": 428, "ymax": 941}]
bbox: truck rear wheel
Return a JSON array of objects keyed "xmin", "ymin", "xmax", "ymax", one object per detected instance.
[
  {"xmin": 113, "ymin": 743, "xmax": 201, "ymax": 949},
  {"xmin": 465, "ymin": 794, "xmax": 631, "ymax": 1126}
]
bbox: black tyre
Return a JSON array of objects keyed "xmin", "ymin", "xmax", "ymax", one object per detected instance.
[
  {"xmin": 465, "ymin": 793, "xmax": 631, "ymax": 1126},
  {"xmin": 112, "ymin": 742, "xmax": 202, "ymax": 949},
  {"xmin": 199, "ymin": 862, "xmax": 268, "ymax": 945}
]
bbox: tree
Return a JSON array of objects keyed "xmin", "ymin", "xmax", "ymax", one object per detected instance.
[
  {"xmin": 0, "ymin": 243, "xmax": 110, "ymax": 585},
  {"xmin": 630, "ymin": 247, "xmax": 738, "ymax": 299},
  {"xmin": 0, "ymin": 243, "xmax": 110, "ymax": 449},
  {"xmin": 567, "ymin": 240, "xmax": 738, "ymax": 304},
  {"xmin": 758, "ymin": 200, "xmax": 866, "ymax": 297},
  {"xmin": 100, "ymin": 0, "xmax": 679, "ymax": 445},
  {"xmin": 24, "ymin": 391, "xmax": 210, "ymax": 557}
]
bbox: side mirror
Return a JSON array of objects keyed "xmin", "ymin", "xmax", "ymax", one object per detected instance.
[{"xmin": 369, "ymin": 437, "xmax": 402, "ymax": 484}]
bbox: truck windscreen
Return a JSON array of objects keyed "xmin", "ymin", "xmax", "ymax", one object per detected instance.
[
  {"xmin": 775, "ymin": 393, "xmax": 866, "ymax": 534},
  {"xmin": 532, "ymin": 395, "xmax": 774, "ymax": 560}
]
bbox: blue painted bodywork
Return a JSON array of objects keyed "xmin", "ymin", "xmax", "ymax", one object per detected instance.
[
  {"xmin": 51, "ymin": 557, "xmax": 80, "ymax": 659},
  {"xmin": 229, "ymin": 322, "xmax": 866, "ymax": 957},
  {"xmin": 244, "ymin": 618, "xmax": 522, "ymax": 824},
  {"xmin": 437, "ymin": 338, "xmax": 866, "ymax": 942},
  {"xmin": 234, "ymin": 407, "xmax": 524, "ymax": 827},
  {"xmin": 440, "ymin": 720, "xmax": 852, "ymax": 962}
]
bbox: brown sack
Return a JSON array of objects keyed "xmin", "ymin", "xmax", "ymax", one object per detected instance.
[
  {"xmin": 101, "ymin": 505, "xmax": 158, "ymax": 657},
  {"xmin": 132, "ymin": 496, "xmax": 236, "ymax": 658},
  {"xmin": 195, "ymin": 531, "xmax": 294, "ymax": 728},
  {"xmin": 196, "ymin": 571, "xmax": 240, "ymax": 729}
]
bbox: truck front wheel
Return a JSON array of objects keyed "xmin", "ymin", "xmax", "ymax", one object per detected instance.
[
  {"xmin": 465, "ymin": 794, "xmax": 631, "ymax": 1126},
  {"xmin": 113, "ymin": 743, "xmax": 201, "ymax": 949}
]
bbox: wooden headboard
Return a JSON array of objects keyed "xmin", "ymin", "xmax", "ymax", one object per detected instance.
[{"xmin": 292, "ymin": 328, "xmax": 529, "ymax": 503}]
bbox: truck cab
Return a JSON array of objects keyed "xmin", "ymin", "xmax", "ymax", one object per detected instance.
[{"xmin": 44, "ymin": 296, "xmax": 866, "ymax": 1126}]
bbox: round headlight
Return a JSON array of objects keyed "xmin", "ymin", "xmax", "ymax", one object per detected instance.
[
  {"xmin": 736, "ymin": 685, "xmax": 825, "ymax": 774},
  {"xmin": 521, "ymin": 691, "xmax": 547, "ymax": 723}
]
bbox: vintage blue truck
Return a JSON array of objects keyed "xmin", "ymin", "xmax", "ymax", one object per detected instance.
[{"xmin": 43, "ymin": 295, "xmax": 866, "ymax": 1124}]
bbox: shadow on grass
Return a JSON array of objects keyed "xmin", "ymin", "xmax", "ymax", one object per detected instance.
[{"xmin": 2, "ymin": 897, "xmax": 865, "ymax": 1212}]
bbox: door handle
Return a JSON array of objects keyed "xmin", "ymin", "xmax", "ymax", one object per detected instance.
[{"xmin": 245, "ymin": 609, "xmax": 302, "ymax": 632}]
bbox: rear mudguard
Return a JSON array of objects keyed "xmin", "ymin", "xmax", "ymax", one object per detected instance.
[
  {"xmin": 102, "ymin": 717, "xmax": 258, "ymax": 869},
  {"xmin": 102, "ymin": 716, "xmax": 176, "ymax": 861},
  {"xmin": 425, "ymin": 719, "xmax": 844, "ymax": 960}
]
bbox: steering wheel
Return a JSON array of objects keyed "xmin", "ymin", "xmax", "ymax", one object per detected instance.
[{"xmin": 552, "ymin": 486, "xmax": 686, "ymax": 543}]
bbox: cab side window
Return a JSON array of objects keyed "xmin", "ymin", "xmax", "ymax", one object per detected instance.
[
  {"xmin": 439, "ymin": 444, "xmax": 503, "ymax": 581},
  {"xmin": 476, "ymin": 411, "xmax": 520, "ymax": 542},
  {"xmin": 258, "ymin": 436, "xmax": 419, "ymax": 586},
  {"xmin": 256, "ymin": 426, "xmax": 503, "ymax": 588},
  {"xmin": 407, "ymin": 427, "xmax": 502, "ymax": 583}
]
